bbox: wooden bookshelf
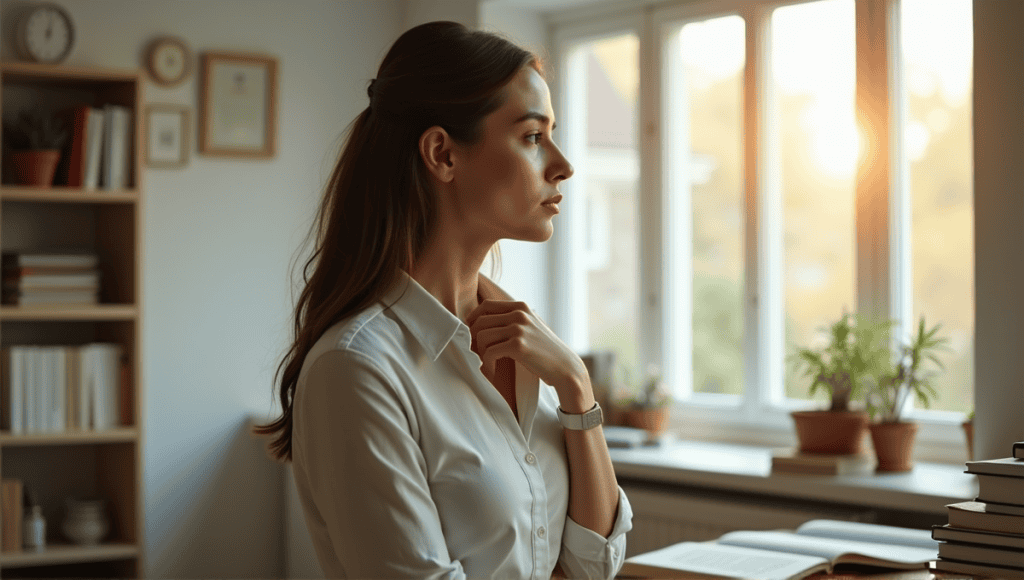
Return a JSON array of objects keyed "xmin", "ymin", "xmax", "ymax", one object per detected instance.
[
  {"xmin": 0, "ymin": 187, "xmax": 138, "ymax": 204},
  {"xmin": 0, "ymin": 62, "xmax": 145, "ymax": 578}
]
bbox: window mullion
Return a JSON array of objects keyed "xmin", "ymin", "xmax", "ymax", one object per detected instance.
[
  {"xmin": 743, "ymin": 3, "xmax": 782, "ymax": 413},
  {"xmin": 854, "ymin": 0, "xmax": 898, "ymax": 326}
]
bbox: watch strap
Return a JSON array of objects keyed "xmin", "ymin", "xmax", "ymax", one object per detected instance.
[{"xmin": 556, "ymin": 402, "xmax": 603, "ymax": 430}]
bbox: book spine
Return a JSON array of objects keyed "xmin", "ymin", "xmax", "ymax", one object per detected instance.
[
  {"xmin": 1014, "ymin": 441, "xmax": 1024, "ymax": 460},
  {"xmin": 84, "ymin": 108, "xmax": 104, "ymax": 190},
  {"xmin": 1, "ymin": 478, "xmax": 23, "ymax": 552}
]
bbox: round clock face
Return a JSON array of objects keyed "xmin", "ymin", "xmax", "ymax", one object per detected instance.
[
  {"xmin": 147, "ymin": 38, "xmax": 191, "ymax": 86},
  {"xmin": 18, "ymin": 3, "xmax": 75, "ymax": 63}
]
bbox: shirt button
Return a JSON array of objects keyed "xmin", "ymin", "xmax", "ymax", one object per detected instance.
[
  {"xmin": 537, "ymin": 527, "xmax": 546, "ymax": 539},
  {"xmin": 525, "ymin": 453, "xmax": 536, "ymax": 464}
]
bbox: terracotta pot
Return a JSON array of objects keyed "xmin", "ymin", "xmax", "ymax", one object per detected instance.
[
  {"xmin": 869, "ymin": 421, "xmax": 919, "ymax": 472},
  {"xmin": 962, "ymin": 421, "xmax": 974, "ymax": 461},
  {"xmin": 619, "ymin": 407, "xmax": 669, "ymax": 434},
  {"xmin": 10, "ymin": 149, "xmax": 61, "ymax": 186},
  {"xmin": 790, "ymin": 410, "xmax": 869, "ymax": 454}
]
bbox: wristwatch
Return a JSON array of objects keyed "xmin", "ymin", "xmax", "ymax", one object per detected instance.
[{"xmin": 556, "ymin": 402, "xmax": 604, "ymax": 430}]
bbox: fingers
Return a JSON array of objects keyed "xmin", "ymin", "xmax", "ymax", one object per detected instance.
[
  {"xmin": 468, "ymin": 310, "xmax": 531, "ymax": 336},
  {"xmin": 479, "ymin": 335, "xmax": 528, "ymax": 378},
  {"xmin": 465, "ymin": 299, "xmax": 531, "ymax": 327}
]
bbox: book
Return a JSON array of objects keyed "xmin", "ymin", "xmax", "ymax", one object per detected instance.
[
  {"xmin": 933, "ymin": 557, "xmax": 1024, "ymax": 578},
  {"xmin": 771, "ymin": 449, "xmax": 876, "ymax": 476},
  {"xmin": 933, "ymin": 523, "xmax": 1024, "ymax": 550},
  {"xmin": 982, "ymin": 500, "xmax": 1024, "ymax": 517},
  {"xmin": 1015, "ymin": 441, "xmax": 1024, "ymax": 460},
  {"xmin": 966, "ymin": 456, "xmax": 1024, "ymax": 477},
  {"xmin": 1, "ymin": 478, "xmax": 23, "ymax": 552},
  {"xmin": 974, "ymin": 472, "xmax": 1024, "ymax": 506},
  {"xmin": 2, "ymin": 272, "xmax": 100, "ymax": 288},
  {"xmin": 1, "ymin": 252, "xmax": 98, "ymax": 269},
  {"xmin": 83, "ymin": 108, "xmax": 105, "ymax": 189},
  {"xmin": 604, "ymin": 425, "xmax": 651, "ymax": 448},
  {"xmin": 938, "ymin": 539, "xmax": 1024, "ymax": 568},
  {"xmin": 101, "ymin": 104, "xmax": 131, "ymax": 190},
  {"xmin": 620, "ymin": 519, "xmax": 937, "ymax": 580},
  {"xmin": 947, "ymin": 501, "xmax": 1024, "ymax": 534}
]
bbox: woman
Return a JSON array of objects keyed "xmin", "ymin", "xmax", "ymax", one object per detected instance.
[{"xmin": 253, "ymin": 21, "xmax": 632, "ymax": 579}]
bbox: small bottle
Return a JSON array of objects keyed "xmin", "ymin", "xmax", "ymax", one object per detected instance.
[{"xmin": 24, "ymin": 505, "xmax": 46, "ymax": 551}]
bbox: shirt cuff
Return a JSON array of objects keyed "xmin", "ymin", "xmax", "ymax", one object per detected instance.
[{"xmin": 561, "ymin": 486, "xmax": 633, "ymax": 573}]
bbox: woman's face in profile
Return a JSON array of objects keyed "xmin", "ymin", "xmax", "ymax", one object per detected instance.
[{"xmin": 449, "ymin": 66, "xmax": 575, "ymax": 243}]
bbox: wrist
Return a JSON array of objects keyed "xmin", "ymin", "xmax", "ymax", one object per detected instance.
[{"xmin": 555, "ymin": 374, "xmax": 595, "ymax": 414}]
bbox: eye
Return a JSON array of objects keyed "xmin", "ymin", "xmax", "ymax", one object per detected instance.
[{"xmin": 527, "ymin": 133, "xmax": 543, "ymax": 145}]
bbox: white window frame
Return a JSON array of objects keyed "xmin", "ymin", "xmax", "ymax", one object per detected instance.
[{"xmin": 546, "ymin": 0, "xmax": 971, "ymax": 463}]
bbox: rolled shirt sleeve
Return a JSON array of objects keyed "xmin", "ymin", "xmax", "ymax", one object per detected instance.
[{"xmin": 557, "ymin": 486, "xmax": 634, "ymax": 579}]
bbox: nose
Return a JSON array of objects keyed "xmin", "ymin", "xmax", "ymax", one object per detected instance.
[{"xmin": 549, "ymin": 143, "xmax": 574, "ymax": 183}]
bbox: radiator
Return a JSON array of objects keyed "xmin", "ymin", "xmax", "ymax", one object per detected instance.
[{"xmin": 621, "ymin": 483, "xmax": 877, "ymax": 558}]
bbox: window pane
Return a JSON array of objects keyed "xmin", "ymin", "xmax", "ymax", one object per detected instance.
[
  {"xmin": 669, "ymin": 16, "xmax": 746, "ymax": 396},
  {"xmin": 773, "ymin": 0, "xmax": 857, "ymax": 402},
  {"xmin": 902, "ymin": 0, "xmax": 974, "ymax": 414},
  {"xmin": 579, "ymin": 34, "xmax": 641, "ymax": 378}
]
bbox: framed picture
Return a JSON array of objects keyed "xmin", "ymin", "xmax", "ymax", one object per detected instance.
[
  {"xmin": 199, "ymin": 51, "xmax": 277, "ymax": 158},
  {"xmin": 145, "ymin": 105, "xmax": 190, "ymax": 168}
]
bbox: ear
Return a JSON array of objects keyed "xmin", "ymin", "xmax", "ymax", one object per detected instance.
[{"xmin": 419, "ymin": 126, "xmax": 455, "ymax": 183}]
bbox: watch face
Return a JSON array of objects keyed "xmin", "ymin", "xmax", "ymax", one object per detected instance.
[{"xmin": 21, "ymin": 5, "xmax": 74, "ymax": 63}]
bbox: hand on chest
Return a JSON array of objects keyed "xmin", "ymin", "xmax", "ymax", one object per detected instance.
[{"xmin": 471, "ymin": 336, "xmax": 518, "ymax": 419}]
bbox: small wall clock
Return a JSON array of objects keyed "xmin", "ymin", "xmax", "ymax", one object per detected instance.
[
  {"xmin": 145, "ymin": 36, "xmax": 192, "ymax": 87},
  {"xmin": 15, "ymin": 2, "xmax": 75, "ymax": 64}
]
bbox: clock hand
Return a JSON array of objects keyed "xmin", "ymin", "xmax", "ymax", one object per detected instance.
[{"xmin": 46, "ymin": 11, "xmax": 53, "ymax": 39}]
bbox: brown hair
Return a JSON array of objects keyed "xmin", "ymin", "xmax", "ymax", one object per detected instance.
[{"xmin": 252, "ymin": 21, "xmax": 542, "ymax": 461}]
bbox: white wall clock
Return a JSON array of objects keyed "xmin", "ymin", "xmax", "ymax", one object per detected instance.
[
  {"xmin": 145, "ymin": 36, "xmax": 192, "ymax": 87},
  {"xmin": 15, "ymin": 2, "xmax": 75, "ymax": 64}
]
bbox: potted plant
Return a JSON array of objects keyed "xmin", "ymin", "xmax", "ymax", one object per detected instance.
[
  {"xmin": 612, "ymin": 364, "xmax": 671, "ymax": 435},
  {"xmin": 2, "ymin": 110, "xmax": 69, "ymax": 187},
  {"xmin": 866, "ymin": 316, "xmax": 950, "ymax": 471},
  {"xmin": 789, "ymin": 313, "xmax": 893, "ymax": 454}
]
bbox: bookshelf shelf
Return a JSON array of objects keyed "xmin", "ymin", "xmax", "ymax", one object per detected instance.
[
  {"xmin": 0, "ymin": 187, "xmax": 138, "ymax": 204},
  {"xmin": 0, "ymin": 428, "xmax": 138, "ymax": 447},
  {"xmin": 0, "ymin": 542, "xmax": 138, "ymax": 568},
  {"xmin": 0, "ymin": 305, "xmax": 138, "ymax": 321}
]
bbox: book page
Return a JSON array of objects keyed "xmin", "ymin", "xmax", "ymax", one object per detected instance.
[
  {"xmin": 625, "ymin": 541, "xmax": 829, "ymax": 580},
  {"xmin": 795, "ymin": 519, "xmax": 939, "ymax": 550},
  {"xmin": 717, "ymin": 530, "xmax": 937, "ymax": 565}
]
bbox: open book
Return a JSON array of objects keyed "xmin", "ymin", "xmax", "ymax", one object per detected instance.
[{"xmin": 621, "ymin": 519, "xmax": 938, "ymax": 580}]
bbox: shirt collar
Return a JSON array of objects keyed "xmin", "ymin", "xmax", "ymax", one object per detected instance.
[{"xmin": 381, "ymin": 269, "xmax": 513, "ymax": 361}]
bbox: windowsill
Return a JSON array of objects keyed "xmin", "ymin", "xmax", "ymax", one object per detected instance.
[{"xmin": 609, "ymin": 437, "xmax": 978, "ymax": 516}]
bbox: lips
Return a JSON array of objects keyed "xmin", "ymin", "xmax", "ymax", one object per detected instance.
[{"xmin": 542, "ymin": 194, "xmax": 563, "ymax": 206}]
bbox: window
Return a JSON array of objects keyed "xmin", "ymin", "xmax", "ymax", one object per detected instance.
[{"xmin": 552, "ymin": 0, "xmax": 974, "ymax": 452}]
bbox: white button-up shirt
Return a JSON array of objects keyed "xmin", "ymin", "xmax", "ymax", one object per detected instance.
[{"xmin": 292, "ymin": 270, "xmax": 632, "ymax": 579}]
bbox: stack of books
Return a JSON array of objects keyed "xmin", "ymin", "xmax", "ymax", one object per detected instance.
[
  {"xmin": 932, "ymin": 441, "xmax": 1024, "ymax": 577},
  {"xmin": 1, "ymin": 252, "xmax": 100, "ymax": 306},
  {"xmin": 770, "ymin": 448, "xmax": 876, "ymax": 476}
]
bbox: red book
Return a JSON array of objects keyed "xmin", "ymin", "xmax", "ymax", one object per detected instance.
[{"xmin": 65, "ymin": 105, "xmax": 91, "ymax": 187}]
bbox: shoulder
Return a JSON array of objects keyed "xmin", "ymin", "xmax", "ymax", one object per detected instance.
[{"xmin": 297, "ymin": 302, "xmax": 415, "ymax": 397}]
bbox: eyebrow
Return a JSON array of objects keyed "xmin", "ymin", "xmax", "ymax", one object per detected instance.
[{"xmin": 514, "ymin": 111, "xmax": 557, "ymax": 130}]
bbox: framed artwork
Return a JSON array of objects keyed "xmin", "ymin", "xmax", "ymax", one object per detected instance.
[
  {"xmin": 145, "ymin": 105, "xmax": 190, "ymax": 168},
  {"xmin": 199, "ymin": 51, "xmax": 277, "ymax": 158}
]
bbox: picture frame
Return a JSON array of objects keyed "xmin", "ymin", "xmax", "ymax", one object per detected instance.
[
  {"xmin": 145, "ymin": 105, "xmax": 190, "ymax": 168},
  {"xmin": 199, "ymin": 51, "xmax": 277, "ymax": 158}
]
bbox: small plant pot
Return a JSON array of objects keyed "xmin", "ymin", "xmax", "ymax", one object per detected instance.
[
  {"xmin": 10, "ymin": 149, "xmax": 61, "ymax": 186},
  {"xmin": 790, "ymin": 410, "xmax": 869, "ymax": 455},
  {"xmin": 869, "ymin": 421, "xmax": 919, "ymax": 472},
  {"xmin": 962, "ymin": 420, "xmax": 974, "ymax": 460},
  {"xmin": 619, "ymin": 407, "xmax": 669, "ymax": 435}
]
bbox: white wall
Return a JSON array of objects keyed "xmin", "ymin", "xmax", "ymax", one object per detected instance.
[{"xmin": 2, "ymin": 0, "xmax": 403, "ymax": 577}]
